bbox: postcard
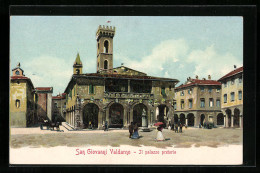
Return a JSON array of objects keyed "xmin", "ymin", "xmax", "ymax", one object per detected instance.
[{"xmin": 10, "ymin": 15, "xmax": 243, "ymax": 165}]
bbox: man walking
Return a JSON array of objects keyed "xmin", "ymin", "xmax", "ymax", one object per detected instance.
[
  {"xmin": 175, "ymin": 123, "xmax": 178, "ymax": 133},
  {"xmin": 129, "ymin": 122, "xmax": 134, "ymax": 138}
]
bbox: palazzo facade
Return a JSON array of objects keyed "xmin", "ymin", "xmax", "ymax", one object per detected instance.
[
  {"xmin": 218, "ymin": 66, "xmax": 243, "ymax": 128},
  {"xmin": 64, "ymin": 25, "xmax": 179, "ymax": 129}
]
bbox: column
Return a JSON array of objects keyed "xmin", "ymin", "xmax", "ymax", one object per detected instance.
[
  {"xmin": 128, "ymin": 80, "xmax": 130, "ymax": 93},
  {"xmin": 239, "ymin": 115, "xmax": 242, "ymax": 128},
  {"xmin": 123, "ymin": 108, "xmax": 128, "ymax": 128},
  {"xmin": 223, "ymin": 115, "xmax": 226, "ymax": 127},
  {"xmin": 185, "ymin": 118, "xmax": 188, "ymax": 126},
  {"xmin": 130, "ymin": 109, "xmax": 134, "ymax": 123},
  {"xmin": 98, "ymin": 110, "xmax": 102, "ymax": 129},
  {"xmin": 231, "ymin": 115, "xmax": 234, "ymax": 127}
]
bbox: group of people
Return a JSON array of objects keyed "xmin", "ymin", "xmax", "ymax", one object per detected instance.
[
  {"xmin": 128, "ymin": 122, "xmax": 139, "ymax": 139},
  {"xmin": 169, "ymin": 121, "xmax": 186, "ymax": 133}
]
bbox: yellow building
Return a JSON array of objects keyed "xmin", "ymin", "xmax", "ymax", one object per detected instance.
[
  {"xmin": 218, "ymin": 66, "xmax": 243, "ymax": 128},
  {"xmin": 10, "ymin": 63, "xmax": 36, "ymax": 127},
  {"xmin": 174, "ymin": 76, "xmax": 222, "ymax": 127},
  {"xmin": 64, "ymin": 25, "xmax": 179, "ymax": 130}
]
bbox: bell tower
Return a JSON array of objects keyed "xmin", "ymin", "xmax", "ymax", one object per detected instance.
[
  {"xmin": 96, "ymin": 25, "xmax": 115, "ymax": 73},
  {"xmin": 73, "ymin": 53, "xmax": 83, "ymax": 75}
]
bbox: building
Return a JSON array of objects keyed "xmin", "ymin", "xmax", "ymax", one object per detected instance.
[
  {"xmin": 35, "ymin": 87, "xmax": 53, "ymax": 122},
  {"xmin": 218, "ymin": 66, "xmax": 243, "ymax": 128},
  {"xmin": 174, "ymin": 75, "xmax": 222, "ymax": 127},
  {"xmin": 52, "ymin": 93, "xmax": 66, "ymax": 122},
  {"xmin": 64, "ymin": 25, "xmax": 179, "ymax": 130},
  {"xmin": 10, "ymin": 63, "xmax": 36, "ymax": 127}
]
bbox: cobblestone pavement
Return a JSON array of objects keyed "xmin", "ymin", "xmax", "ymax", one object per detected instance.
[{"xmin": 10, "ymin": 126, "xmax": 242, "ymax": 148}]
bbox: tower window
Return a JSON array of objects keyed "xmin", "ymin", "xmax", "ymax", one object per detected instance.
[
  {"xmin": 15, "ymin": 70, "xmax": 20, "ymax": 75},
  {"xmin": 15, "ymin": 99, "xmax": 20, "ymax": 108},
  {"xmin": 104, "ymin": 60, "xmax": 108, "ymax": 69},
  {"xmin": 76, "ymin": 69, "xmax": 80, "ymax": 74},
  {"xmin": 104, "ymin": 40, "xmax": 109, "ymax": 53}
]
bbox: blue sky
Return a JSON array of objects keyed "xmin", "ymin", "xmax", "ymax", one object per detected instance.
[{"xmin": 10, "ymin": 16, "xmax": 243, "ymax": 96}]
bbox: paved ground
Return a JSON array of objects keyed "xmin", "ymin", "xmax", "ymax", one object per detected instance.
[{"xmin": 10, "ymin": 126, "xmax": 242, "ymax": 149}]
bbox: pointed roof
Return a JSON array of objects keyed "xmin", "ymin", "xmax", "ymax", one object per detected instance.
[
  {"xmin": 12, "ymin": 62, "xmax": 24, "ymax": 73},
  {"xmin": 74, "ymin": 53, "xmax": 82, "ymax": 65}
]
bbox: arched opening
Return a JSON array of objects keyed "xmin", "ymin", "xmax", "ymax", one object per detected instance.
[
  {"xmin": 187, "ymin": 113, "xmax": 195, "ymax": 126},
  {"xmin": 234, "ymin": 108, "xmax": 240, "ymax": 127},
  {"xmin": 133, "ymin": 103, "xmax": 148, "ymax": 127},
  {"xmin": 157, "ymin": 104, "xmax": 169, "ymax": 127},
  {"xmin": 15, "ymin": 99, "xmax": 20, "ymax": 108},
  {"xmin": 83, "ymin": 103, "xmax": 99, "ymax": 129},
  {"xmin": 76, "ymin": 69, "xmax": 80, "ymax": 74},
  {"xmin": 200, "ymin": 114, "xmax": 205, "ymax": 125},
  {"xmin": 180, "ymin": 114, "xmax": 185, "ymax": 125},
  {"xmin": 104, "ymin": 60, "xmax": 108, "ymax": 70},
  {"xmin": 174, "ymin": 114, "xmax": 178, "ymax": 123},
  {"xmin": 109, "ymin": 103, "xmax": 124, "ymax": 128},
  {"xmin": 217, "ymin": 113, "xmax": 224, "ymax": 125},
  {"xmin": 226, "ymin": 109, "xmax": 232, "ymax": 127},
  {"xmin": 104, "ymin": 40, "xmax": 109, "ymax": 53}
]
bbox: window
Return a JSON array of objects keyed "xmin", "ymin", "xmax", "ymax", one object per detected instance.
[
  {"xmin": 208, "ymin": 87, "xmax": 212, "ymax": 93},
  {"xmin": 169, "ymin": 85, "xmax": 172, "ymax": 91},
  {"xmin": 209, "ymin": 98, "xmax": 214, "ymax": 107},
  {"xmin": 89, "ymin": 84, "xmax": 94, "ymax": 94},
  {"xmin": 76, "ymin": 69, "xmax": 79, "ymax": 74},
  {"xmin": 104, "ymin": 40, "xmax": 109, "ymax": 53},
  {"xmin": 173, "ymin": 102, "xmax": 176, "ymax": 110},
  {"xmin": 216, "ymin": 99, "xmax": 220, "ymax": 107},
  {"xmin": 200, "ymin": 98, "xmax": 205, "ymax": 108},
  {"xmin": 224, "ymin": 82, "xmax": 227, "ymax": 88},
  {"xmin": 74, "ymin": 87, "xmax": 75, "ymax": 96},
  {"xmin": 15, "ymin": 99, "xmax": 20, "ymax": 108},
  {"xmin": 224, "ymin": 94, "xmax": 227, "ymax": 103},
  {"xmin": 98, "ymin": 43, "xmax": 99, "ymax": 49},
  {"xmin": 216, "ymin": 88, "xmax": 220, "ymax": 93},
  {"xmin": 181, "ymin": 100, "xmax": 184, "ymax": 109},
  {"xmin": 64, "ymin": 102, "xmax": 66, "ymax": 108},
  {"xmin": 189, "ymin": 99, "xmax": 192, "ymax": 108},
  {"xmin": 180, "ymin": 90, "xmax": 184, "ymax": 96},
  {"xmin": 54, "ymin": 102, "xmax": 58, "ymax": 108},
  {"xmin": 200, "ymin": 86, "xmax": 204, "ymax": 92},
  {"xmin": 231, "ymin": 92, "xmax": 235, "ymax": 101},
  {"xmin": 104, "ymin": 60, "xmax": 108, "ymax": 69},
  {"xmin": 231, "ymin": 79, "xmax": 235, "ymax": 85},
  {"xmin": 161, "ymin": 87, "xmax": 166, "ymax": 96},
  {"xmin": 238, "ymin": 91, "xmax": 242, "ymax": 100},
  {"xmin": 69, "ymin": 90, "xmax": 72, "ymax": 98},
  {"xmin": 15, "ymin": 70, "xmax": 20, "ymax": 75},
  {"xmin": 188, "ymin": 88, "xmax": 192, "ymax": 94},
  {"xmin": 239, "ymin": 76, "xmax": 242, "ymax": 83}
]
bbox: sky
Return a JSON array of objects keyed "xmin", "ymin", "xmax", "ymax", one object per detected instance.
[{"xmin": 10, "ymin": 16, "xmax": 243, "ymax": 96}]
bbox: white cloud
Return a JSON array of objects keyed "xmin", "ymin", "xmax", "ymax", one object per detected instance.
[{"xmin": 23, "ymin": 55, "xmax": 73, "ymax": 95}]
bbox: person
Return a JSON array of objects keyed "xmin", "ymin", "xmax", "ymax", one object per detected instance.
[
  {"xmin": 104, "ymin": 121, "xmax": 108, "ymax": 131},
  {"xmin": 199, "ymin": 123, "xmax": 201, "ymax": 128},
  {"xmin": 156, "ymin": 125, "xmax": 165, "ymax": 141},
  {"xmin": 89, "ymin": 121, "xmax": 92, "ymax": 129},
  {"xmin": 185, "ymin": 124, "xmax": 188, "ymax": 129},
  {"xmin": 131, "ymin": 122, "xmax": 139, "ymax": 139},
  {"xmin": 179, "ymin": 123, "xmax": 183, "ymax": 133},
  {"xmin": 175, "ymin": 123, "xmax": 178, "ymax": 133},
  {"xmin": 171, "ymin": 123, "xmax": 175, "ymax": 131},
  {"xmin": 128, "ymin": 122, "xmax": 134, "ymax": 138}
]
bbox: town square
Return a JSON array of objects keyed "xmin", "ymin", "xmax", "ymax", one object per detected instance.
[{"xmin": 10, "ymin": 16, "xmax": 243, "ymax": 165}]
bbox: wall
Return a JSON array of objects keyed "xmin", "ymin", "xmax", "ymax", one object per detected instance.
[{"xmin": 10, "ymin": 81, "xmax": 27, "ymax": 127}]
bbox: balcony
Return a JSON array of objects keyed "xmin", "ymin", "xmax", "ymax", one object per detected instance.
[{"xmin": 104, "ymin": 92, "xmax": 154, "ymax": 99}]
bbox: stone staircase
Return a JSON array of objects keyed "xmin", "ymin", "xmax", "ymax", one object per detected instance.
[{"xmin": 62, "ymin": 122, "xmax": 75, "ymax": 131}]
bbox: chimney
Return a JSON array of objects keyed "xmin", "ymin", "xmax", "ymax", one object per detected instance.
[
  {"xmin": 208, "ymin": 75, "xmax": 211, "ymax": 80},
  {"xmin": 202, "ymin": 78, "xmax": 206, "ymax": 80},
  {"xmin": 234, "ymin": 65, "xmax": 237, "ymax": 69},
  {"xmin": 195, "ymin": 75, "xmax": 198, "ymax": 79}
]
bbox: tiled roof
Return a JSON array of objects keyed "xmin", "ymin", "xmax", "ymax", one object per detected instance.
[
  {"xmin": 10, "ymin": 76, "xmax": 34, "ymax": 88},
  {"xmin": 175, "ymin": 79, "xmax": 221, "ymax": 90},
  {"xmin": 80, "ymin": 73, "xmax": 178, "ymax": 81},
  {"xmin": 218, "ymin": 66, "xmax": 243, "ymax": 81},
  {"xmin": 35, "ymin": 87, "xmax": 53, "ymax": 91}
]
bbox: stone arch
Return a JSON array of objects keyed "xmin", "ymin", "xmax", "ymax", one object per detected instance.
[
  {"xmin": 180, "ymin": 113, "xmax": 185, "ymax": 125},
  {"xmin": 217, "ymin": 113, "xmax": 224, "ymax": 125},
  {"xmin": 157, "ymin": 104, "xmax": 169, "ymax": 126},
  {"xmin": 187, "ymin": 113, "xmax": 195, "ymax": 127},
  {"xmin": 104, "ymin": 60, "xmax": 108, "ymax": 69},
  {"xmin": 200, "ymin": 114, "xmax": 205, "ymax": 125},
  {"xmin": 83, "ymin": 103, "xmax": 99, "ymax": 129},
  {"xmin": 133, "ymin": 103, "xmax": 148, "ymax": 127},
  {"xmin": 234, "ymin": 108, "xmax": 240, "ymax": 127},
  {"xmin": 104, "ymin": 40, "xmax": 109, "ymax": 53},
  {"xmin": 109, "ymin": 103, "xmax": 124, "ymax": 128},
  {"xmin": 225, "ymin": 109, "xmax": 232, "ymax": 127}
]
